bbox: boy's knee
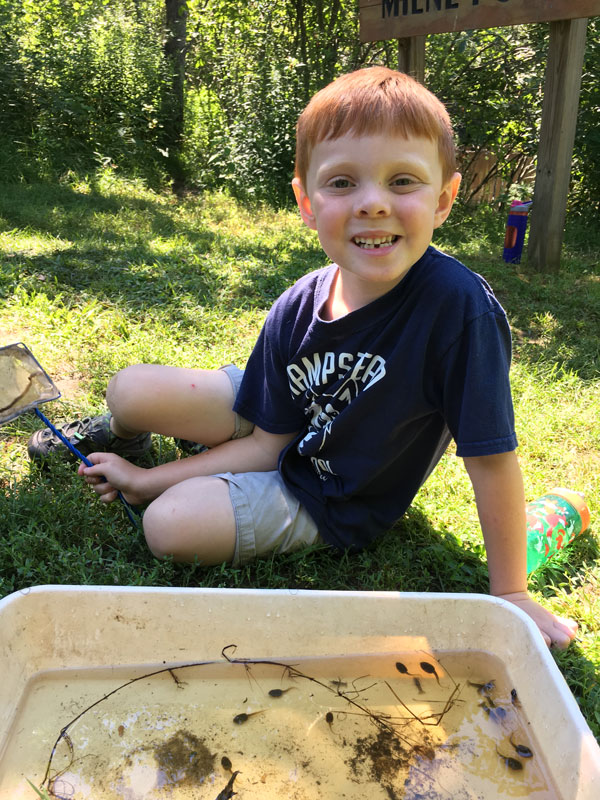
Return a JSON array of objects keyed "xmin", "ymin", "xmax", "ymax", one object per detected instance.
[
  {"xmin": 106, "ymin": 365, "xmax": 149, "ymax": 418},
  {"xmin": 142, "ymin": 480, "xmax": 237, "ymax": 565},
  {"xmin": 142, "ymin": 497, "xmax": 178, "ymax": 560},
  {"xmin": 142, "ymin": 493, "xmax": 212, "ymax": 563}
]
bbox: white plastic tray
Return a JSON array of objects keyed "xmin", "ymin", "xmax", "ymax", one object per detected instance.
[{"xmin": 0, "ymin": 586, "xmax": 598, "ymax": 799}]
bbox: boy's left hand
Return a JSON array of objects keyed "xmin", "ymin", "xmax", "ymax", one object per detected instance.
[{"xmin": 494, "ymin": 591, "xmax": 578, "ymax": 650}]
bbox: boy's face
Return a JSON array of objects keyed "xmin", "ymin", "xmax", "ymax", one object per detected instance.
[{"xmin": 293, "ymin": 132, "xmax": 460, "ymax": 305}]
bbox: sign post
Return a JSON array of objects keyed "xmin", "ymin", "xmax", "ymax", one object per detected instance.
[
  {"xmin": 397, "ymin": 36, "xmax": 426, "ymax": 82},
  {"xmin": 359, "ymin": 0, "xmax": 600, "ymax": 272},
  {"xmin": 527, "ymin": 19, "xmax": 588, "ymax": 273}
]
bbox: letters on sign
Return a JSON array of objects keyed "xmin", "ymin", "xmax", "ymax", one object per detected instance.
[{"xmin": 359, "ymin": 0, "xmax": 600, "ymax": 41}]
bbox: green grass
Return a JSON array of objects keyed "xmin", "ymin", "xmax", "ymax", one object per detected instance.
[{"xmin": 1, "ymin": 173, "xmax": 599, "ymax": 741}]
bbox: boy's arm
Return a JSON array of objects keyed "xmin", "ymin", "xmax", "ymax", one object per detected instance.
[
  {"xmin": 79, "ymin": 426, "xmax": 298, "ymax": 506},
  {"xmin": 463, "ymin": 451, "xmax": 577, "ymax": 649}
]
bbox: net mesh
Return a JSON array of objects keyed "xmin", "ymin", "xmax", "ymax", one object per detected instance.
[{"xmin": 0, "ymin": 342, "xmax": 60, "ymax": 424}]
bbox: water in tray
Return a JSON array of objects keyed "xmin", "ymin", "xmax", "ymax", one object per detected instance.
[{"xmin": 0, "ymin": 650, "xmax": 560, "ymax": 799}]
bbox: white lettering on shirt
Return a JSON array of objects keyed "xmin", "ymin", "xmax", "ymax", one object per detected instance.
[
  {"xmin": 286, "ymin": 350, "xmax": 387, "ymax": 480},
  {"xmin": 287, "ymin": 351, "xmax": 386, "ymax": 396}
]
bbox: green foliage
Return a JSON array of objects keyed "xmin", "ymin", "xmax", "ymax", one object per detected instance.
[
  {"xmin": 426, "ymin": 25, "xmax": 544, "ymax": 207},
  {"xmin": 0, "ymin": 0, "xmax": 168, "ymax": 183},
  {"xmin": 183, "ymin": 0, "xmax": 369, "ymax": 203},
  {"xmin": 26, "ymin": 780, "xmax": 52, "ymax": 800},
  {"xmin": 0, "ymin": 0, "xmax": 598, "ymax": 208}
]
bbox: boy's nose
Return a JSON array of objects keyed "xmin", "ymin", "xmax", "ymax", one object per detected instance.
[{"xmin": 355, "ymin": 184, "xmax": 390, "ymax": 217}]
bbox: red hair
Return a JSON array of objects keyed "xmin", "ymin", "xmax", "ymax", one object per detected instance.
[{"xmin": 295, "ymin": 67, "xmax": 456, "ymax": 187}]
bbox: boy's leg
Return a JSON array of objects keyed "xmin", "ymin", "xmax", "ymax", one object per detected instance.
[
  {"xmin": 27, "ymin": 363, "xmax": 243, "ymax": 460},
  {"xmin": 143, "ymin": 475, "xmax": 237, "ymax": 565},
  {"xmin": 106, "ymin": 364, "xmax": 237, "ymax": 446},
  {"xmin": 142, "ymin": 469, "xmax": 321, "ymax": 567}
]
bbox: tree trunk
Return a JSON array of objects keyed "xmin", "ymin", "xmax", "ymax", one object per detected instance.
[{"xmin": 162, "ymin": 0, "xmax": 188, "ymax": 192}]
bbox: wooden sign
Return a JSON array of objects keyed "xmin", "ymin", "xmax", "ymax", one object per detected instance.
[{"xmin": 360, "ymin": 0, "xmax": 600, "ymax": 42}]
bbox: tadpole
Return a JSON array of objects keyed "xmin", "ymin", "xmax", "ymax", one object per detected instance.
[
  {"xmin": 395, "ymin": 661, "xmax": 415, "ymax": 676},
  {"xmin": 325, "ymin": 711, "xmax": 334, "ymax": 729},
  {"xmin": 221, "ymin": 755, "xmax": 233, "ymax": 771},
  {"xmin": 496, "ymin": 747, "xmax": 523, "ymax": 770},
  {"xmin": 510, "ymin": 733, "xmax": 533, "ymax": 758},
  {"xmin": 419, "ymin": 661, "xmax": 441, "ymax": 685},
  {"xmin": 479, "ymin": 700, "xmax": 506, "ymax": 724},
  {"xmin": 467, "ymin": 679, "xmax": 495, "ymax": 694},
  {"xmin": 233, "ymin": 710, "xmax": 264, "ymax": 724},
  {"xmin": 268, "ymin": 687, "xmax": 295, "ymax": 698},
  {"xmin": 413, "ymin": 677, "xmax": 425, "ymax": 695}
]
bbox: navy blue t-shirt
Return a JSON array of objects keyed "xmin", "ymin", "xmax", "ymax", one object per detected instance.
[{"xmin": 234, "ymin": 246, "xmax": 517, "ymax": 551}]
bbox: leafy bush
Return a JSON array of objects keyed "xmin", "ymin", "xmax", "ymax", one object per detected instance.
[
  {"xmin": 0, "ymin": 0, "xmax": 168, "ymax": 183},
  {"xmin": 0, "ymin": 1, "xmax": 598, "ymax": 211}
]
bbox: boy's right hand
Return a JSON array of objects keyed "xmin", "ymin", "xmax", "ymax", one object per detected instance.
[{"xmin": 78, "ymin": 452, "xmax": 151, "ymax": 507}]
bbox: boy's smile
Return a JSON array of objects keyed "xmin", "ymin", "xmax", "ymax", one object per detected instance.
[{"xmin": 293, "ymin": 132, "xmax": 460, "ymax": 315}]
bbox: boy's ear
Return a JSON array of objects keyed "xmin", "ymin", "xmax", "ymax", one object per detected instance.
[
  {"xmin": 433, "ymin": 172, "xmax": 461, "ymax": 229},
  {"xmin": 292, "ymin": 177, "xmax": 317, "ymax": 230}
]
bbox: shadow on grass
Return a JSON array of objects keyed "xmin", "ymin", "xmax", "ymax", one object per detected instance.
[
  {"xmin": 553, "ymin": 643, "xmax": 600, "ymax": 741},
  {"xmin": 527, "ymin": 530, "xmax": 600, "ymax": 597},
  {"xmin": 0, "ymin": 181, "xmax": 200, "ymax": 246},
  {"xmin": 1, "ymin": 466, "xmax": 488, "ymax": 596},
  {"xmin": 3, "ymin": 457, "xmax": 597, "ymax": 600},
  {"xmin": 0, "ymin": 181, "xmax": 323, "ymax": 317},
  {"xmin": 2, "ymin": 180, "xmax": 598, "ymax": 379},
  {"xmin": 493, "ymin": 266, "xmax": 600, "ymax": 382}
]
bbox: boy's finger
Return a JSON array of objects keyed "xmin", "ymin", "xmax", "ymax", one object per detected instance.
[
  {"xmin": 85, "ymin": 452, "xmax": 107, "ymax": 465},
  {"xmin": 99, "ymin": 489, "xmax": 118, "ymax": 503},
  {"xmin": 550, "ymin": 634, "xmax": 573, "ymax": 650},
  {"xmin": 548, "ymin": 618, "xmax": 578, "ymax": 650},
  {"xmin": 82, "ymin": 463, "xmax": 108, "ymax": 478},
  {"xmin": 561, "ymin": 616, "xmax": 579, "ymax": 634},
  {"xmin": 87, "ymin": 476, "xmax": 108, "ymax": 488}
]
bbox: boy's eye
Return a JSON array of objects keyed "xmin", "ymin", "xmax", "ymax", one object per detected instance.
[
  {"xmin": 328, "ymin": 178, "xmax": 352, "ymax": 189},
  {"xmin": 391, "ymin": 177, "xmax": 414, "ymax": 187}
]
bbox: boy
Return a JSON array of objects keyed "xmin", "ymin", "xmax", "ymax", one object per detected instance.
[{"xmin": 29, "ymin": 67, "xmax": 577, "ymax": 649}]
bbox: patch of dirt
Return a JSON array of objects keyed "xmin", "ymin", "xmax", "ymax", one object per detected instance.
[
  {"xmin": 0, "ymin": 333, "xmax": 87, "ymax": 403},
  {"xmin": 153, "ymin": 729, "xmax": 216, "ymax": 785},
  {"xmin": 348, "ymin": 729, "xmax": 410, "ymax": 792},
  {"xmin": 0, "ymin": 328, "xmax": 29, "ymax": 346},
  {"xmin": 54, "ymin": 374, "xmax": 87, "ymax": 403}
]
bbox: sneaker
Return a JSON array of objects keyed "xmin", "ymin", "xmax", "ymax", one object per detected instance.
[
  {"xmin": 174, "ymin": 438, "xmax": 208, "ymax": 456},
  {"xmin": 27, "ymin": 413, "xmax": 152, "ymax": 462}
]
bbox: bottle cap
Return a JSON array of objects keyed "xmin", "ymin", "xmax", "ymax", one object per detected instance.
[
  {"xmin": 510, "ymin": 200, "xmax": 533, "ymax": 213},
  {"xmin": 548, "ymin": 488, "xmax": 590, "ymax": 533}
]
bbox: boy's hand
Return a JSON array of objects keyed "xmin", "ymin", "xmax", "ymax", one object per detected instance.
[
  {"xmin": 495, "ymin": 590, "xmax": 578, "ymax": 650},
  {"xmin": 78, "ymin": 452, "xmax": 151, "ymax": 507},
  {"xmin": 464, "ymin": 452, "xmax": 577, "ymax": 650}
]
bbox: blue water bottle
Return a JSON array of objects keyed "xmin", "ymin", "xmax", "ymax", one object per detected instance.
[{"xmin": 503, "ymin": 200, "xmax": 532, "ymax": 264}]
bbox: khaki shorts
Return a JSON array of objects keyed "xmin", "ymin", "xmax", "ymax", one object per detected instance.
[{"xmin": 216, "ymin": 365, "xmax": 322, "ymax": 567}]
